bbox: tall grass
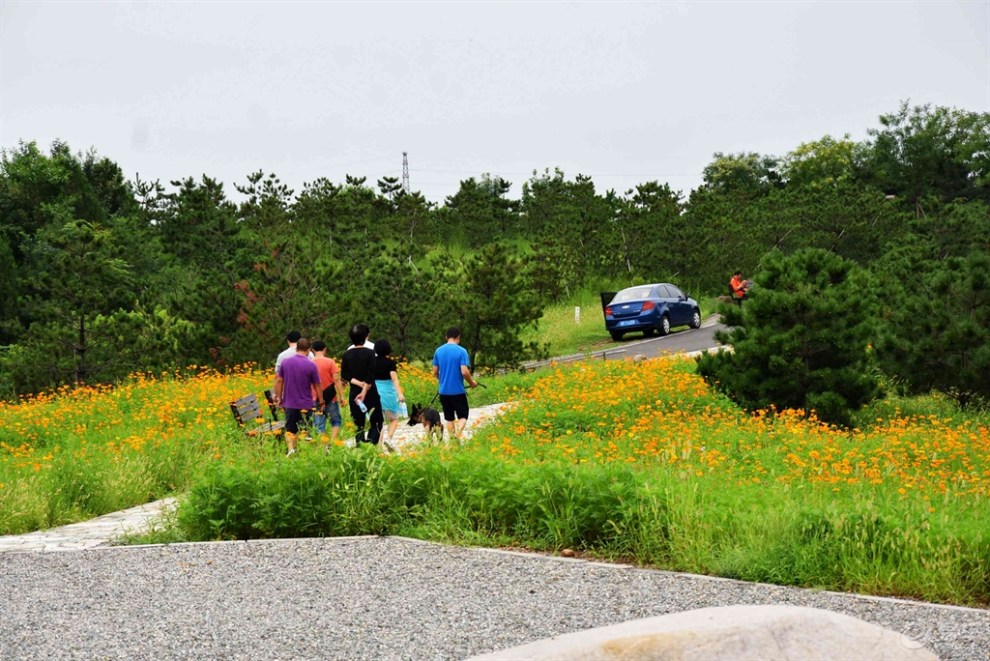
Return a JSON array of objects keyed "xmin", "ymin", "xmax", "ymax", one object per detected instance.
[
  {"xmin": 0, "ymin": 366, "xmax": 267, "ymax": 533},
  {"xmin": 523, "ymin": 288, "xmax": 614, "ymax": 357},
  {"xmin": 0, "ymin": 361, "xmax": 530, "ymax": 535},
  {"xmin": 173, "ymin": 440, "xmax": 989, "ymax": 605}
]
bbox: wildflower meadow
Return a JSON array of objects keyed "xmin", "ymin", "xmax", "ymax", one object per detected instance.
[
  {"xmin": 0, "ymin": 365, "xmax": 268, "ymax": 534},
  {"xmin": 1, "ymin": 357, "xmax": 988, "ymax": 606}
]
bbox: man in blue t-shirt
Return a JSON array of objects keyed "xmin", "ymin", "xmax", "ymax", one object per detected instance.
[{"xmin": 431, "ymin": 327, "xmax": 479, "ymax": 439}]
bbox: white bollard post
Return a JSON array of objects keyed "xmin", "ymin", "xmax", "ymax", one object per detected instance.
[{"xmin": 575, "ymin": 306, "xmax": 581, "ymax": 324}]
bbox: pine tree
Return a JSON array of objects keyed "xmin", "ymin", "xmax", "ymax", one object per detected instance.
[{"xmin": 697, "ymin": 248, "xmax": 881, "ymax": 427}]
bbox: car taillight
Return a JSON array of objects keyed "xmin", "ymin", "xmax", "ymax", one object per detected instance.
[
  {"xmin": 642, "ymin": 301, "xmax": 655, "ymax": 311},
  {"xmin": 605, "ymin": 306, "xmax": 613, "ymax": 316}
]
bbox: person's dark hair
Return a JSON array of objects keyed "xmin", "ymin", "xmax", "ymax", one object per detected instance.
[
  {"xmin": 286, "ymin": 330, "xmax": 302, "ymax": 343},
  {"xmin": 296, "ymin": 337, "xmax": 311, "ymax": 353},
  {"xmin": 445, "ymin": 327, "xmax": 461, "ymax": 340},
  {"xmin": 733, "ymin": 271, "xmax": 743, "ymax": 277},
  {"xmin": 349, "ymin": 323, "xmax": 370, "ymax": 345},
  {"xmin": 374, "ymin": 339, "xmax": 392, "ymax": 358},
  {"xmin": 311, "ymin": 340, "xmax": 327, "ymax": 352}
]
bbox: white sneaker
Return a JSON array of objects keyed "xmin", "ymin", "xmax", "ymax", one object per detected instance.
[{"xmin": 286, "ymin": 449, "xmax": 297, "ymax": 457}]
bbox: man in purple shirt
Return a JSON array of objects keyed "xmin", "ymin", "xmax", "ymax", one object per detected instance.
[{"xmin": 274, "ymin": 337, "xmax": 323, "ymax": 456}]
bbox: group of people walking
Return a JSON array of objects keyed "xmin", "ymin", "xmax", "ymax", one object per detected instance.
[{"xmin": 271, "ymin": 324, "xmax": 478, "ymax": 455}]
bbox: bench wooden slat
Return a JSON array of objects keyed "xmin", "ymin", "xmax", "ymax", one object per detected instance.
[{"xmin": 230, "ymin": 393, "xmax": 285, "ymax": 439}]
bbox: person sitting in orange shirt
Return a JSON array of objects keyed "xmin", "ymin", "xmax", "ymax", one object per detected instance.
[{"xmin": 729, "ymin": 271, "xmax": 751, "ymax": 304}]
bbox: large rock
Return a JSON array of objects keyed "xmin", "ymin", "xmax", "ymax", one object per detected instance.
[{"xmin": 468, "ymin": 605, "xmax": 937, "ymax": 660}]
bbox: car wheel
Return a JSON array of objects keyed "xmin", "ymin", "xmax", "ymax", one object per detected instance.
[
  {"xmin": 610, "ymin": 331, "xmax": 624, "ymax": 341},
  {"xmin": 689, "ymin": 309, "xmax": 702, "ymax": 329},
  {"xmin": 658, "ymin": 316, "xmax": 671, "ymax": 336}
]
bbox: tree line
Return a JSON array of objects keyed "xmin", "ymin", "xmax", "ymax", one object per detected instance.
[{"xmin": 1, "ymin": 101, "xmax": 987, "ymax": 406}]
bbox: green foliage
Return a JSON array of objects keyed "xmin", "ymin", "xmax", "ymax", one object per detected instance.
[
  {"xmin": 522, "ymin": 235, "xmax": 577, "ymax": 302},
  {"xmin": 615, "ymin": 181, "xmax": 684, "ymax": 279},
  {"xmin": 875, "ymin": 250, "xmax": 990, "ymax": 408},
  {"xmin": 521, "ymin": 286, "xmax": 615, "ymax": 357},
  {"xmin": 520, "ymin": 169, "xmax": 619, "ymax": 291},
  {"xmin": 865, "ymin": 101, "xmax": 990, "ymax": 205},
  {"xmin": 0, "ymin": 306, "xmax": 200, "ymax": 396},
  {"xmin": 781, "ymin": 134, "xmax": 865, "ymax": 190},
  {"xmin": 0, "ymin": 234, "xmax": 20, "ymax": 344},
  {"xmin": 444, "ymin": 174, "xmax": 518, "ymax": 248},
  {"xmin": 168, "ymin": 438, "xmax": 990, "ymax": 606},
  {"xmin": 0, "ymin": 420, "xmax": 212, "ymax": 536},
  {"xmin": 455, "ymin": 242, "xmax": 549, "ymax": 370},
  {"xmin": 0, "ymin": 142, "xmax": 159, "ymax": 390},
  {"xmin": 19, "ymin": 216, "xmax": 137, "ymax": 386},
  {"xmin": 362, "ymin": 247, "xmax": 437, "ymax": 358},
  {"xmin": 698, "ymin": 151, "xmax": 783, "ymax": 197},
  {"xmin": 177, "ymin": 447, "xmax": 645, "ymax": 551},
  {"xmin": 760, "ymin": 184, "xmax": 906, "ymax": 266},
  {"xmin": 871, "ymin": 199, "xmax": 990, "ymax": 407},
  {"xmin": 3, "ymin": 99, "xmax": 986, "ymax": 399},
  {"xmin": 697, "ymin": 248, "xmax": 881, "ymax": 426},
  {"xmin": 712, "ymin": 503, "xmax": 990, "ymax": 604},
  {"xmin": 180, "ymin": 447, "xmax": 407, "ymax": 540}
]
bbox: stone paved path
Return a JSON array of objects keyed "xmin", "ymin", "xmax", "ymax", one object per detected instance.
[
  {"xmin": 0, "ymin": 498, "xmax": 179, "ymax": 553},
  {"xmin": 378, "ymin": 401, "xmax": 513, "ymax": 453},
  {"xmin": 0, "ymin": 403, "xmax": 512, "ymax": 553}
]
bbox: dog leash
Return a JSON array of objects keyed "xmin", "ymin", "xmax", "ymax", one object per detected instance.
[{"xmin": 427, "ymin": 380, "xmax": 486, "ymax": 407}]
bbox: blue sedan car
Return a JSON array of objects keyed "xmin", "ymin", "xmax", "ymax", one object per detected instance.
[{"xmin": 604, "ymin": 283, "xmax": 702, "ymax": 341}]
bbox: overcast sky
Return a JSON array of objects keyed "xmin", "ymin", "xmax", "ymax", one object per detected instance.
[{"xmin": 2, "ymin": 1, "xmax": 988, "ymax": 203}]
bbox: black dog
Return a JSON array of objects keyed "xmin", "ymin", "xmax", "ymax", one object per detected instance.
[{"xmin": 408, "ymin": 403, "xmax": 443, "ymax": 443}]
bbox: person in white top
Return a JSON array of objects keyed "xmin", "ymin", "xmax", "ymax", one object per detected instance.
[{"xmin": 274, "ymin": 330, "xmax": 302, "ymax": 391}]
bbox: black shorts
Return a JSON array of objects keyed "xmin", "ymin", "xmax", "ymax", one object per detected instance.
[
  {"xmin": 284, "ymin": 408, "xmax": 305, "ymax": 434},
  {"xmin": 438, "ymin": 393, "xmax": 469, "ymax": 422}
]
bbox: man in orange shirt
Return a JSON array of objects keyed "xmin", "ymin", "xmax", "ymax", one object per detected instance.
[{"xmin": 311, "ymin": 340, "xmax": 345, "ymax": 447}]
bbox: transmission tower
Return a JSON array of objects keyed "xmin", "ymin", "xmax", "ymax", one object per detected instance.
[{"xmin": 401, "ymin": 152, "xmax": 410, "ymax": 194}]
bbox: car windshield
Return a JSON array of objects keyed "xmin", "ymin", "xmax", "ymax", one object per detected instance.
[{"xmin": 612, "ymin": 287, "xmax": 653, "ymax": 303}]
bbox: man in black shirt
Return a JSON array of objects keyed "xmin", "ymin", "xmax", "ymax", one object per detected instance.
[{"xmin": 340, "ymin": 323, "xmax": 383, "ymax": 445}]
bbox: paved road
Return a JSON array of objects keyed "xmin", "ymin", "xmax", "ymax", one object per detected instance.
[
  {"xmin": 529, "ymin": 316, "xmax": 727, "ymax": 368},
  {"xmin": 608, "ymin": 316, "xmax": 726, "ymax": 359}
]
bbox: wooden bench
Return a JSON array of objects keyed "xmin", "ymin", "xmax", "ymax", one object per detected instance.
[{"xmin": 229, "ymin": 391, "xmax": 286, "ymax": 439}]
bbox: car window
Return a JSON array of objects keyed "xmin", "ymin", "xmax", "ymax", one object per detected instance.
[
  {"xmin": 667, "ymin": 285, "xmax": 684, "ymax": 298},
  {"xmin": 656, "ymin": 285, "xmax": 673, "ymax": 299},
  {"xmin": 614, "ymin": 287, "xmax": 652, "ymax": 303}
]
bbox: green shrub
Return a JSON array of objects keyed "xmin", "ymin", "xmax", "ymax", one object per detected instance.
[{"xmin": 697, "ymin": 248, "xmax": 881, "ymax": 426}]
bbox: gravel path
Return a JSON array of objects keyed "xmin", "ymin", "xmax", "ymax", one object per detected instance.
[{"xmin": 1, "ymin": 536, "xmax": 987, "ymax": 660}]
